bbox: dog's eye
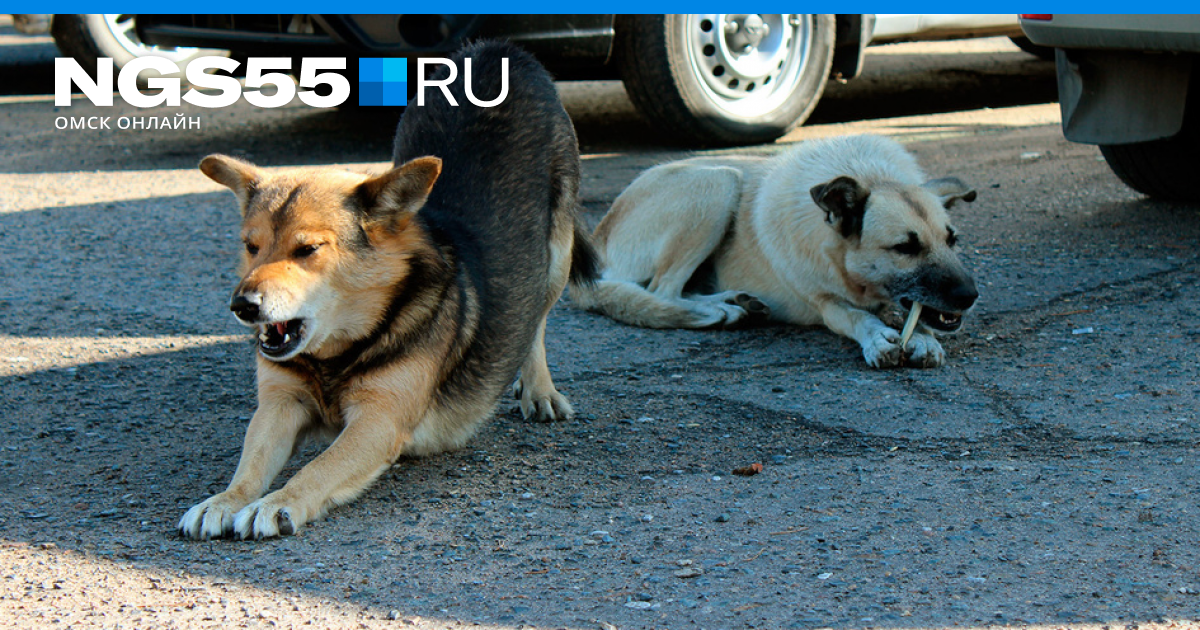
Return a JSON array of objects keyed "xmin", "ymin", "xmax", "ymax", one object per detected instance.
[
  {"xmin": 946, "ymin": 228, "xmax": 958, "ymax": 248},
  {"xmin": 294, "ymin": 244, "xmax": 320, "ymax": 258},
  {"xmin": 889, "ymin": 232, "xmax": 923, "ymax": 256},
  {"xmin": 245, "ymin": 242, "xmax": 259, "ymax": 256}
]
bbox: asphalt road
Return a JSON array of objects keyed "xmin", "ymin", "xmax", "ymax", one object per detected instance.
[{"xmin": 2, "ymin": 18, "xmax": 1199, "ymax": 630}]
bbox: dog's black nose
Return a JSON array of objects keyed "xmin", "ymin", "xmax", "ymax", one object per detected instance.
[
  {"xmin": 949, "ymin": 281, "xmax": 979, "ymax": 310},
  {"xmin": 230, "ymin": 294, "xmax": 261, "ymax": 322}
]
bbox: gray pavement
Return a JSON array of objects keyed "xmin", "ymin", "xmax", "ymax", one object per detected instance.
[{"xmin": 1, "ymin": 20, "xmax": 1198, "ymax": 630}]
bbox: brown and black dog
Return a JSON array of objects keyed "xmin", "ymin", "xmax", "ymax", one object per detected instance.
[{"xmin": 179, "ymin": 42, "xmax": 598, "ymax": 540}]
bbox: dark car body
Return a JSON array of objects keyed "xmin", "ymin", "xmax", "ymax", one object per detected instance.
[
  {"xmin": 1020, "ymin": 14, "xmax": 1200, "ymax": 200},
  {"xmin": 1020, "ymin": 14, "xmax": 1200, "ymax": 145},
  {"xmin": 136, "ymin": 15, "xmax": 620, "ymax": 79},
  {"xmin": 123, "ymin": 14, "xmax": 1032, "ymax": 147}
]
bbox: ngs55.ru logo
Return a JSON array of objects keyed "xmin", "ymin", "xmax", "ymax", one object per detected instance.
[{"xmin": 55, "ymin": 55, "xmax": 509, "ymax": 108}]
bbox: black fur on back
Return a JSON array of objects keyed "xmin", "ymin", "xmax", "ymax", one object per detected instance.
[{"xmin": 391, "ymin": 40, "xmax": 594, "ymax": 397}]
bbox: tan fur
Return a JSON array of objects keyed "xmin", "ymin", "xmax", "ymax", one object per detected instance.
[
  {"xmin": 572, "ymin": 134, "xmax": 978, "ymax": 368},
  {"xmin": 180, "ymin": 154, "xmax": 577, "ymax": 540}
]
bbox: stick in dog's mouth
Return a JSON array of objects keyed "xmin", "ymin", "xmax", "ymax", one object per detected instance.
[
  {"xmin": 899, "ymin": 298, "xmax": 965, "ymax": 333},
  {"xmin": 899, "ymin": 302, "xmax": 922, "ymax": 350}
]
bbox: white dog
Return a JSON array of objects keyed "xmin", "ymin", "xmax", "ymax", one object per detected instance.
[{"xmin": 571, "ymin": 134, "xmax": 978, "ymax": 368}]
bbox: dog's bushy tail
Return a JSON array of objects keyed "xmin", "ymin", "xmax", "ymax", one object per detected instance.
[
  {"xmin": 569, "ymin": 223, "xmax": 601, "ymax": 288},
  {"xmin": 566, "ymin": 231, "xmax": 713, "ymax": 328},
  {"xmin": 569, "ymin": 276, "xmax": 732, "ymax": 329}
]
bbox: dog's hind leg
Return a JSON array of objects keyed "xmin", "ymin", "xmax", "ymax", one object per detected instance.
[
  {"xmin": 573, "ymin": 164, "xmax": 757, "ymax": 328},
  {"xmin": 515, "ymin": 161, "xmax": 580, "ymax": 422},
  {"xmin": 692, "ymin": 290, "xmax": 772, "ymax": 321},
  {"xmin": 620, "ymin": 165, "xmax": 741, "ymax": 299},
  {"xmin": 515, "ymin": 319, "xmax": 574, "ymax": 421}
]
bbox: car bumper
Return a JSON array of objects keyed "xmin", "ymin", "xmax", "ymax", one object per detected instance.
[
  {"xmin": 1019, "ymin": 15, "xmax": 1200, "ymax": 146},
  {"xmin": 1020, "ymin": 14, "xmax": 1200, "ymax": 52}
]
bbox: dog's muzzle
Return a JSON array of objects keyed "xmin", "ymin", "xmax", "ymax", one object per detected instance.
[
  {"xmin": 231, "ymin": 292, "xmax": 307, "ymax": 359},
  {"xmin": 900, "ymin": 278, "xmax": 976, "ymax": 333}
]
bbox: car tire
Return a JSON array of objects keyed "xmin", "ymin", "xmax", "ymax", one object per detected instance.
[
  {"xmin": 615, "ymin": 14, "xmax": 835, "ymax": 146},
  {"xmin": 51, "ymin": 14, "xmax": 224, "ymax": 84},
  {"xmin": 1100, "ymin": 134, "xmax": 1200, "ymax": 202},
  {"xmin": 1098, "ymin": 92, "xmax": 1199, "ymax": 202}
]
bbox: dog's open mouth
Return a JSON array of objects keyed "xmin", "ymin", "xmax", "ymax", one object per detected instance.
[
  {"xmin": 257, "ymin": 319, "xmax": 305, "ymax": 358},
  {"xmin": 900, "ymin": 299, "xmax": 964, "ymax": 332}
]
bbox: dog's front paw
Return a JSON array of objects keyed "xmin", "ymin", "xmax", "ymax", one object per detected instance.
[
  {"xmin": 233, "ymin": 495, "xmax": 308, "ymax": 539},
  {"xmin": 179, "ymin": 493, "xmax": 248, "ymax": 540},
  {"xmin": 862, "ymin": 328, "xmax": 903, "ymax": 368},
  {"xmin": 516, "ymin": 381, "xmax": 574, "ymax": 423},
  {"xmin": 903, "ymin": 333, "xmax": 946, "ymax": 368}
]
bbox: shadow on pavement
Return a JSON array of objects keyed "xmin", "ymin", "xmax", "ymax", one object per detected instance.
[{"xmin": 2, "ymin": 184, "xmax": 1199, "ymax": 627}]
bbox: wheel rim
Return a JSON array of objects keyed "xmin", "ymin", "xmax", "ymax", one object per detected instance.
[
  {"xmin": 102, "ymin": 14, "xmax": 202, "ymax": 61},
  {"xmin": 682, "ymin": 14, "xmax": 814, "ymax": 119}
]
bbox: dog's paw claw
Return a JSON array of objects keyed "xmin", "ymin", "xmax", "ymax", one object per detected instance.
[
  {"xmin": 520, "ymin": 388, "xmax": 574, "ymax": 423},
  {"xmin": 276, "ymin": 509, "xmax": 295, "ymax": 536}
]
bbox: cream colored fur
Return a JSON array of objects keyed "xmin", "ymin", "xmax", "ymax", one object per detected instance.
[{"xmin": 572, "ymin": 134, "xmax": 978, "ymax": 368}]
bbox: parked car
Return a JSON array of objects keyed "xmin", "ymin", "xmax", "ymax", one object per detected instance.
[
  {"xmin": 64, "ymin": 14, "xmax": 1030, "ymax": 146},
  {"xmin": 13, "ymin": 13, "xmax": 226, "ymax": 84},
  {"xmin": 1020, "ymin": 14, "xmax": 1200, "ymax": 201}
]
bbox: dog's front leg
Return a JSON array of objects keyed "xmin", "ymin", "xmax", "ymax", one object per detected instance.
[
  {"xmin": 178, "ymin": 368, "xmax": 314, "ymax": 540},
  {"xmin": 817, "ymin": 299, "xmax": 903, "ymax": 368},
  {"xmin": 232, "ymin": 372, "xmax": 434, "ymax": 539}
]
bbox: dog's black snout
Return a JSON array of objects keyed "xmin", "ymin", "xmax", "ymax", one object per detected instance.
[
  {"xmin": 949, "ymin": 280, "xmax": 979, "ymax": 311},
  {"xmin": 230, "ymin": 294, "xmax": 262, "ymax": 322}
]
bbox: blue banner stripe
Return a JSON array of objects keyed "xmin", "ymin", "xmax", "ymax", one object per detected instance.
[{"xmin": 6, "ymin": 7, "xmax": 1189, "ymax": 15}]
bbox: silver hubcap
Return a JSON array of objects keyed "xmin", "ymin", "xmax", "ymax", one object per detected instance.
[{"xmin": 683, "ymin": 14, "xmax": 813, "ymax": 117}]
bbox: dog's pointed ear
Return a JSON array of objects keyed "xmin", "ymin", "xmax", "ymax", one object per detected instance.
[
  {"xmin": 357, "ymin": 157, "xmax": 442, "ymax": 226},
  {"xmin": 200, "ymin": 154, "xmax": 263, "ymax": 205},
  {"xmin": 923, "ymin": 177, "xmax": 977, "ymax": 209},
  {"xmin": 811, "ymin": 176, "xmax": 870, "ymax": 239}
]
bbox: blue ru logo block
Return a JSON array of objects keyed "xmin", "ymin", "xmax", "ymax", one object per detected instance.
[{"xmin": 359, "ymin": 58, "xmax": 407, "ymax": 106}]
